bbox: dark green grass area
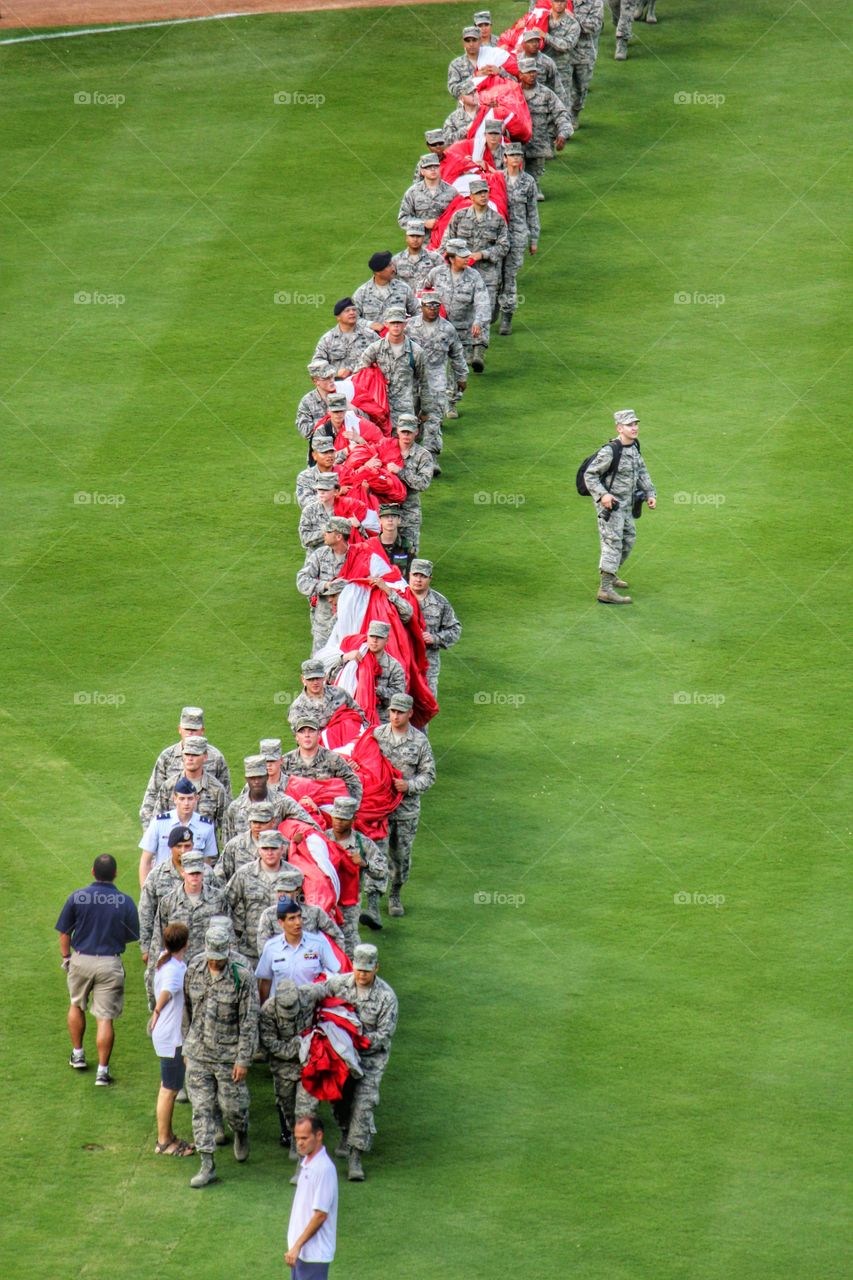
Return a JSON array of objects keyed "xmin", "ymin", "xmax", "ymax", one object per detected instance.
[{"xmin": 1, "ymin": 2, "xmax": 851, "ymax": 1276}]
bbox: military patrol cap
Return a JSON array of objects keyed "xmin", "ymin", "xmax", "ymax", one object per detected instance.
[
  {"xmin": 204, "ymin": 924, "xmax": 230, "ymax": 961},
  {"xmin": 484, "ymin": 120, "xmax": 503, "ymax": 135},
  {"xmin": 468, "ymin": 177, "xmax": 490, "ymax": 194},
  {"xmin": 419, "ymin": 153, "xmax": 441, "ymax": 169},
  {"xmin": 307, "ymin": 359, "xmax": 335, "ymax": 379},
  {"xmin": 419, "ymin": 290, "xmax": 440, "ymax": 306},
  {"xmin": 331, "ymin": 796, "xmax": 359, "ymax": 820},
  {"xmin": 301, "ymin": 658, "xmax": 325, "ymax": 678},
  {"xmin": 209, "ymin": 914, "xmax": 234, "ymax": 936},
  {"xmin": 275, "ymin": 978, "xmax": 300, "ymax": 1007},
  {"xmin": 244, "ymin": 754, "xmax": 268, "ymax": 778},
  {"xmin": 462, "ymin": 25, "xmax": 480, "ymax": 38},
  {"xmin": 367, "ymin": 621, "xmax": 391, "ymax": 638},
  {"xmin": 181, "ymin": 735, "xmax": 208, "ymax": 756},
  {"xmin": 173, "ymin": 777, "xmax": 197, "ymax": 796},
  {"xmin": 517, "ymin": 55, "xmax": 538, "ymax": 72},
  {"xmin": 325, "ymin": 515, "xmax": 352, "ymax": 536},
  {"xmin": 521, "ymin": 28, "xmax": 543, "ymax": 42},
  {"xmin": 294, "ymin": 712, "xmax": 320, "ymax": 731},
  {"xmin": 257, "ymin": 829, "xmax": 284, "ymax": 849},
  {"xmin": 333, "ymin": 296, "xmax": 355, "ymax": 316},
  {"xmin": 181, "ymin": 850, "xmax": 205, "ymax": 872},
  {"xmin": 368, "ymin": 250, "xmax": 393, "ymax": 271},
  {"xmin": 458, "ymin": 77, "xmax": 476, "ymax": 96},
  {"xmin": 168, "ymin": 824, "xmax": 194, "ymax": 847},
  {"xmin": 315, "ymin": 473, "xmax": 339, "ymax": 491},
  {"xmin": 276, "ymin": 896, "xmax": 303, "ymax": 918},
  {"xmin": 275, "ymin": 866, "xmax": 304, "ymax": 890},
  {"xmin": 405, "ymin": 218, "xmax": 427, "ymax": 237},
  {"xmin": 504, "ymin": 141, "xmax": 524, "ymax": 156},
  {"xmin": 445, "ymin": 238, "xmax": 471, "ymax": 257},
  {"xmin": 311, "ymin": 435, "xmax": 335, "ymax": 454},
  {"xmin": 248, "ymin": 800, "xmax": 275, "ymax": 821},
  {"xmin": 180, "ymin": 706, "xmax": 204, "ymax": 730},
  {"xmin": 384, "ymin": 305, "xmax": 408, "ymax": 323},
  {"xmin": 260, "ymin": 738, "xmax": 282, "ymax": 760},
  {"xmin": 395, "ymin": 414, "xmax": 418, "ymax": 433},
  {"xmin": 388, "ymin": 692, "xmax": 414, "ymax": 712},
  {"xmin": 614, "ymin": 409, "xmax": 639, "ymax": 425},
  {"xmin": 353, "ymin": 943, "xmax": 379, "ymax": 970},
  {"xmin": 424, "ymin": 129, "xmax": 446, "ymax": 146},
  {"xmin": 474, "ymin": 10, "xmax": 492, "ymax": 23},
  {"xmin": 379, "ymin": 504, "xmax": 402, "ymax": 517},
  {"xmin": 326, "ymin": 392, "xmax": 348, "ymax": 412},
  {"xmin": 410, "ymin": 558, "xmax": 433, "ymax": 577}
]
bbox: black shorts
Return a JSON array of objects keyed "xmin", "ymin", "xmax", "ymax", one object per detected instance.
[{"xmin": 159, "ymin": 1047, "xmax": 185, "ymax": 1091}]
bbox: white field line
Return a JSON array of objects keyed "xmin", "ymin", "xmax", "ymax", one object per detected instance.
[{"xmin": 0, "ymin": 12, "xmax": 253, "ymax": 44}]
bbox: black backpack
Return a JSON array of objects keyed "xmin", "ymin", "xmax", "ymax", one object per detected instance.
[{"xmin": 576, "ymin": 438, "xmax": 641, "ymax": 496}]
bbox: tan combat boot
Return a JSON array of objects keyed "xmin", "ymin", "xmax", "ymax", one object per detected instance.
[
  {"xmin": 597, "ymin": 572, "xmax": 632, "ymax": 604},
  {"xmin": 615, "ymin": 37, "xmax": 628, "ymax": 60}
]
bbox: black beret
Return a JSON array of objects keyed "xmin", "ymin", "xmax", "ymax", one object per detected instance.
[{"xmin": 368, "ymin": 251, "xmax": 393, "ymax": 272}]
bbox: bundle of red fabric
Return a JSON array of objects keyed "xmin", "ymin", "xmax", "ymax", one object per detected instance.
[
  {"xmin": 301, "ymin": 997, "xmax": 370, "ymax": 1102},
  {"xmin": 498, "ymin": 3, "xmax": 555, "ymax": 52},
  {"xmin": 337, "ymin": 444, "xmax": 407, "ymax": 505},
  {"xmin": 429, "ymin": 170, "xmax": 509, "ymax": 257},
  {"xmin": 349, "ymin": 366, "xmax": 390, "ymax": 435},
  {"xmin": 469, "ymin": 81, "xmax": 533, "ymax": 144}
]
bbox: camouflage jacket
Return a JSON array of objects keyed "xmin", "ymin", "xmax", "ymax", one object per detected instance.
[
  {"xmin": 441, "ymin": 206, "xmax": 509, "ymax": 264},
  {"xmin": 392, "ymin": 245, "xmax": 444, "ymax": 293},
  {"xmin": 506, "ymin": 171, "xmax": 541, "ymax": 242},
  {"xmin": 312, "ymin": 322, "xmax": 376, "ymax": 373},
  {"xmin": 213, "ymin": 830, "xmax": 258, "ymax": 886},
  {"xmin": 258, "ymin": 983, "xmax": 327, "ymax": 1060},
  {"xmin": 442, "ymin": 104, "xmax": 478, "ymax": 143},
  {"xmin": 352, "ymin": 277, "xmax": 419, "ymax": 326},
  {"xmin": 281, "ymin": 745, "xmax": 364, "ymax": 805},
  {"xmin": 570, "ymin": 0, "xmax": 605, "ymax": 62},
  {"xmin": 417, "ymin": 587, "xmax": 462, "ymax": 654},
  {"xmin": 543, "ymin": 11, "xmax": 582, "ymax": 69},
  {"xmin": 324, "ymin": 973, "xmax": 398, "ymax": 1056},
  {"xmin": 139, "ymin": 741, "xmax": 231, "ymax": 828},
  {"xmin": 225, "ymin": 859, "xmax": 289, "ymax": 958},
  {"xmin": 406, "ymin": 315, "xmax": 468, "ymax": 384},
  {"xmin": 150, "ymin": 879, "xmax": 229, "ymax": 962},
  {"xmin": 295, "ymin": 388, "xmax": 330, "ymax": 441},
  {"xmin": 424, "ymin": 263, "xmax": 491, "ymax": 329},
  {"xmin": 354, "ymin": 337, "xmax": 434, "ymax": 416},
  {"xmin": 583, "ymin": 439, "xmax": 656, "ymax": 505},
  {"xmin": 523, "ymin": 84, "xmax": 573, "ymax": 157},
  {"xmin": 182, "ymin": 950, "xmax": 259, "ymax": 1067},
  {"xmin": 397, "ymin": 180, "xmax": 457, "ymax": 229},
  {"xmin": 287, "ymin": 687, "xmax": 368, "ymax": 732},
  {"xmin": 372, "ymin": 722, "xmax": 436, "ymax": 817},
  {"xmin": 327, "ymin": 649, "xmax": 407, "ymax": 713}
]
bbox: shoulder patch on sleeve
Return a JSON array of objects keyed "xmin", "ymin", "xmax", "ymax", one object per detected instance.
[{"xmin": 198, "ymin": 816, "xmax": 213, "ymax": 826}]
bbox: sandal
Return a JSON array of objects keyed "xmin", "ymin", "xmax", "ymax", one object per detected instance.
[{"xmin": 155, "ymin": 1138, "xmax": 195, "ymax": 1157}]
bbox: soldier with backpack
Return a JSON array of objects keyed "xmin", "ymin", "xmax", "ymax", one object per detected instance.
[{"xmin": 579, "ymin": 409, "xmax": 657, "ymax": 604}]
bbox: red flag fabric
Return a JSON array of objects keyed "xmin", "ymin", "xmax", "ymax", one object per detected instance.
[
  {"xmin": 349, "ymin": 366, "xmax": 390, "ymax": 435},
  {"xmin": 337, "ymin": 446, "xmax": 407, "ymax": 505},
  {"xmin": 301, "ymin": 997, "xmax": 370, "ymax": 1101},
  {"xmin": 498, "ymin": 4, "xmax": 553, "ymax": 51},
  {"xmin": 350, "ymin": 728, "xmax": 403, "ymax": 840},
  {"xmin": 279, "ymin": 819, "xmax": 340, "ymax": 916},
  {"xmin": 470, "ymin": 80, "xmax": 533, "ymax": 144},
  {"xmin": 428, "ymin": 173, "xmax": 509, "ymax": 253}
]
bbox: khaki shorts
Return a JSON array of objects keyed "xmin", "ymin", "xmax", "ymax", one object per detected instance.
[{"xmin": 67, "ymin": 954, "xmax": 126, "ymax": 1020}]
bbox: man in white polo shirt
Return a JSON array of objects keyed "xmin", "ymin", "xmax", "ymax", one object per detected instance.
[
  {"xmin": 286, "ymin": 1114, "xmax": 339, "ymax": 1278},
  {"xmin": 255, "ymin": 899, "xmax": 340, "ymax": 1003}
]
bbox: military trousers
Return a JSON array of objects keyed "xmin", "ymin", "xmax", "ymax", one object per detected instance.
[
  {"xmin": 596, "ymin": 503, "xmax": 637, "ymax": 573},
  {"xmin": 269, "ymin": 1059, "xmax": 317, "ymax": 1130},
  {"xmin": 185, "ymin": 1058, "xmax": 250, "ymax": 1154},
  {"xmin": 333, "ymin": 1053, "xmax": 389, "ymax": 1152},
  {"xmin": 378, "ymin": 812, "xmax": 420, "ymax": 889}
]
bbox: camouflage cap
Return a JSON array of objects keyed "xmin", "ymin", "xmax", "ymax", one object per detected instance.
[
  {"xmin": 248, "ymin": 800, "xmax": 275, "ymax": 822},
  {"xmin": 388, "ymin": 692, "xmax": 414, "ymax": 712},
  {"xmin": 209, "ymin": 914, "xmax": 234, "ymax": 936},
  {"xmin": 458, "ymin": 77, "xmax": 476, "ymax": 96},
  {"xmin": 468, "ymin": 177, "xmax": 490, "ymax": 194},
  {"xmin": 379, "ymin": 504, "xmax": 402, "ymax": 518},
  {"xmin": 419, "ymin": 153, "xmax": 441, "ymax": 169},
  {"xmin": 315, "ymin": 474, "xmax": 339, "ymax": 492},
  {"xmin": 396, "ymin": 414, "xmax": 419, "ymax": 433},
  {"xmin": 244, "ymin": 754, "xmax": 268, "ymax": 778},
  {"xmin": 419, "ymin": 289, "xmax": 440, "ymax": 306},
  {"xmin": 307, "ymin": 359, "xmax": 335, "ymax": 379},
  {"xmin": 331, "ymin": 795, "xmax": 359, "ymax": 820},
  {"xmin": 405, "ymin": 218, "xmax": 427, "ymax": 237},
  {"xmin": 275, "ymin": 866, "xmax": 304, "ymax": 890},
  {"xmin": 521, "ymin": 28, "xmax": 543, "ymax": 42},
  {"xmin": 410, "ymin": 558, "xmax": 433, "ymax": 577},
  {"xmin": 179, "ymin": 706, "xmax": 204, "ymax": 730},
  {"xmin": 384, "ymin": 305, "xmax": 408, "ymax": 323},
  {"xmin": 517, "ymin": 55, "xmax": 539, "ymax": 72},
  {"xmin": 294, "ymin": 713, "xmax": 320, "ymax": 731},
  {"xmin": 367, "ymin": 620, "xmax": 391, "ymax": 638},
  {"xmin": 257, "ymin": 829, "xmax": 284, "ymax": 849},
  {"xmin": 167, "ymin": 824, "xmax": 194, "ymax": 848},
  {"xmin": 181, "ymin": 850, "xmax": 205, "ymax": 873},
  {"xmin": 445, "ymin": 238, "xmax": 471, "ymax": 257},
  {"xmin": 326, "ymin": 392, "xmax": 348, "ymax": 412},
  {"xmin": 181, "ymin": 735, "xmax": 208, "ymax": 756},
  {"xmin": 301, "ymin": 658, "xmax": 325, "ymax": 678},
  {"xmin": 260, "ymin": 738, "xmax": 282, "ymax": 760},
  {"xmin": 424, "ymin": 129, "xmax": 446, "ymax": 145},
  {"xmin": 484, "ymin": 120, "xmax": 503, "ymax": 135},
  {"xmin": 503, "ymin": 141, "xmax": 524, "ymax": 156},
  {"xmin": 353, "ymin": 943, "xmax": 379, "ymax": 970},
  {"xmin": 204, "ymin": 924, "xmax": 230, "ymax": 960},
  {"xmin": 462, "ymin": 25, "xmax": 480, "ymax": 38},
  {"xmin": 274, "ymin": 977, "xmax": 300, "ymax": 1006},
  {"xmin": 326, "ymin": 515, "xmax": 352, "ymax": 536},
  {"xmin": 474, "ymin": 9, "xmax": 492, "ymax": 22},
  {"xmin": 614, "ymin": 409, "xmax": 639, "ymax": 425},
  {"xmin": 311, "ymin": 435, "xmax": 335, "ymax": 453}
]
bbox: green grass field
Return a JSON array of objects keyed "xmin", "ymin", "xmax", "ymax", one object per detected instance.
[{"xmin": 1, "ymin": 2, "xmax": 850, "ymax": 1276}]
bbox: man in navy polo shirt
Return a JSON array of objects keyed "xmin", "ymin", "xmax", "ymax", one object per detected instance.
[{"xmin": 56, "ymin": 854, "xmax": 140, "ymax": 1085}]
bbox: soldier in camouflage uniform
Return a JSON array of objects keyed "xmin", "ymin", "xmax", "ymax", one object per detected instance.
[
  {"xmin": 139, "ymin": 706, "xmax": 231, "ymax": 829},
  {"xmin": 474, "ymin": 10, "xmax": 499, "ymax": 46},
  {"xmin": 582, "ymin": 409, "xmax": 657, "ymax": 603},
  {"xmin": 295, "ymin": 360, "xmax": 337, "ymax": 443},
  {"xmin": 183, "ymin": 922, "xmax": 259, "ymax": 1188},
  {"xmin": 295, "ymin": 520, "xmax": 349, "ymax": 654},
  {"xmin": 299, "ymin": 475, "xmax": 350, "ymax": 552},
  {"xmin": 147, "ymin": 850, "xmax": 228, "ymax": 999},
  {"xmin": 324, "ymin": 796, "xmax": 388, "ymax": 949},
  {"xmin": 440, "ymin": 178, "xmax": 509, "ymax": 358},
  {"xmin": 258, "ymin": 977, "xmax": 326, "ymax": 1154},
  {"xmin": 214, "ymin": 799, "xmax": 277, "ymax": 885},
  {"xmin": 406, "ymin": 289, "xmax": 468, "ymax": 461},
  {"xmin": 326, "ymin": 943, "xmax": 398, "ymax": 1181},
  {"xmin": 282, "ymin": 713, "xmax": 364, "ymax": 805},
  {"xmin": 327, "ymin": 621, "xmax": 406, "ymax": 723},
  {"xmin": 392, "ymin": 219, "xmax": 443, "ymax": 293},
  {"xmin": 498, "ymin": 142, "xmax": 541, "ymax": 335},
  {"xmin": 256, "ymin": 864, "xmax": 345, "ymax": 956},
  {"xmin": 425, "ymin": 240, "xmax": 491, "ymax": 410},
  {"xmin": 442, "ymin": 79, "xmax": 479, "ymax": 143},
  {"xmin": 520, "ymin": 29, "xmax": 567, "ymax": 103},
  {"xmin": 407, "ymin": 558, "xmax": 462, "ymax": 698},
  {"xmin": 375, "ymin": 503, "xmax": 416, "ymax": 580},
  {"xmin": 295, "ymin": 434, "xmax": 340, "ymax": 510},
  {"xmin": 312, "ymin": 298, "xmax": 376, "ymax": 378},
  {"xmin": 150, "ymin": 736, "xmax": 228, "ymax": 838},
  {"xmin": 353, "ymin": 253, "xmax": 419, "ymax": 333},
  {"xmin": 354, "ymin": 307, "xmax": 433, "ymax": 431},
  {"xmin": 388, "ymin": 414, "xmax": 435, "ymax": 550},
  {"xmin": 398, "ymin": 155, "xmax": 457, "ymax": 232},
  {"xmin": 287, "ymin": 656, "xmax": 368, "ymax": 733},
  {"xmin": 373, "ymin": 692, "xmax": 436, "ymax": 916},
  {"xmin": 139, "ymin": 828, "xmax": 199, "ymax": 1005},
  {"xmin": 225, "ymin": 829, "xmax": 292, "ymax": 963},
  {"xmin": 409, "ymin": 128, "xmax": 449, "ymax": 183},
  {"xmin": 541, "ymin": 0, "xmax": 582, "ymax": 105},
  {"xmin": 519, "ymin": 58, "xmax": 573, "ymax": 195},
  {"xmin": 221, "ymin": 756, "xmax": 319, "ymax": 846},
  {"xmin": 566, "ymin": 0, "xmax": 605, "ymax": 126},
  {"xmin": 447, "ymin": 26, "xmax": 482, "ymax": 99}
]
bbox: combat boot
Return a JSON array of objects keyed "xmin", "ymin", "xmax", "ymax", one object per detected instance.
[
  {"xmin": 214, "ymin": 1125, "xmax": 228, "ymax": 1146},
  {"xmin": 446, "ymin": 404, "xmax": 459, "ymax": 420},
  {"xmin": 334, "ymin": 1131, "xmax": 349, "ymax": 1158},
  {"xmin": 597, "ymin": 572, "xmax": 632, "ymax": 604},
  {"xmin": 190, "ymin": 1153, "xmax": 217, "ymax": 1188},
  {"xmin": 613, "ymin": 576, "xmax": 629, "ymax": 589},
  {"xmin": 499, "ymin": 312, "xmax": 512, "ymax": 336},
  {"xmin": 289, "ymin": 1138, "xmax": 299, "ymax": 1161},
  {"xmin": 388, "ymin": 889, "xmax": 405, "ymax": 918},
  {"xmin": 359, "ymin": 892, "xmax": 383, "ymax": 931},
  {"xmin": 615, "ymin": 37, "xmax": 628, "ymax": 59},
  {"xmin": 347, "ymin": 1149, "xmax": 366, "ymax": 1181},
  {"xmin": 233, "ymin": 1129, "xmax": 250, "ymax": 1163},
  {"xmin": 646, "ymin": 0, "xmax": 657, "ymax": 22},
  {"xmin": 471, "ymin": 345, "xmax": 486, "ymax": 373}
]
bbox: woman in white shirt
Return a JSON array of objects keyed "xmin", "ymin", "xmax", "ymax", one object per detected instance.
[{"xmin": 149, "ymin": 921, "xmax": 193, "ymax": 1156}]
